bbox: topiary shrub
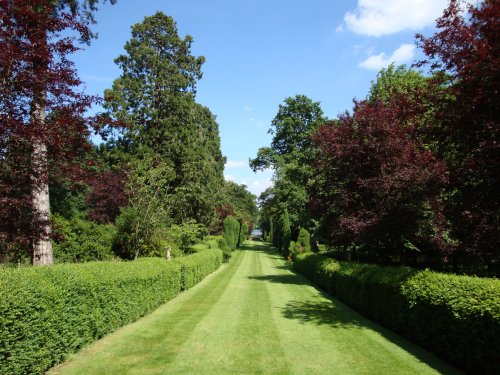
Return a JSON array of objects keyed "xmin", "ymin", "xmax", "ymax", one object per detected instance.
[
  {"xmin": 293, "ymin": 253, "xmax": 500, "ymax": 374},
  {"xmin": 289, "ymin": 228, "xmax": 312, "ymax": 260},
  {"xmin": 296, "ymin": 228, "xmax": 311, "ymax": 253},
  {"xmin": 239, "ymin": 222, "xmax": 249, "ymax": 247},
  {"xmin": 218, "ymin": 237, "xmax": 231, "ymax": 262},
  {"xmin": 223, "ymin": 216, "xmax": 240, "ymax": 251}
]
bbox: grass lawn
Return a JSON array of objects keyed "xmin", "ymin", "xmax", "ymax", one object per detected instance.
[{"xmin": 49, "ymin": 241, "xmax": 461, "ymax": 374}]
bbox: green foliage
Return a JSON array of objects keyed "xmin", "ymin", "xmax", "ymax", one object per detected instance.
[
  {"xmin": 217, "ymin": 237, "xmax": 231, "ymax": 262},
  {"xmin": 103, "ymin": 12, "xmax": 225, "ymax": 229},
  {"xmin": 112, "ymin": 207, "xmax": 163, "ymax": 259},
  {"xmin": 281, "ymin": 209, "xmax": 291, "ymax": 257},
  {"xmin": 0, "ymin": 249, "xmax": 222, "ymax": 374},
  {"xmin": 251, "ymin": 95, "xmax": 327, "ymax": 244},
  {"xmin": 176, "ymin": 249, "xmax": 223, "ymax": 290},
  {"xmin": 239, "ymin": 222, "xmax": 249, "ymax": 247},
  {"xmin": 367, "ymin": 64, "xmax": 428, "ymax": 103},
  {"xmin": 166, "ymin": 220, "xmax": 207, "ymax": 254},
  {"xmin": 221, "ymin": 181, "xmax": 257, "ymax": 230},
  {"xmin": 293, "ymin": 253, "xmax": 500, "ymax": 374},
  {"xmin": 112, "ymin": 155, "xmax": 174, "ymax": 260},
  {"xmin": 49, "ymin": 183, "xmax": 88, "ymax": 221},
  {"xmin": 52, "ymin": 214, "xmax": 116, "ymax": 263},
  {"xmin": 0, "ymin": 259, "xmax": 180, "ymax": 374},
  {"xmin": 297, "ymin": 228, "xmax": 311, "ymax": 253},
  {"xmin": 223, "ymin": 216, "xmax": 240, "ymax": 251},
  {"xmin": 289, "ymin": 228, "xmax": 311, "ymax": 259}
]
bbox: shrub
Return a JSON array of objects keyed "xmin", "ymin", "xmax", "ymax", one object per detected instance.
[
  {"xmin": 52, "ymin": 214, "xmax": 116, "ymax": 263},
  {"xmin": 0, "ymin": 249, "xmax": 222, "ymax": 374},
  {"xmin": 112, "ymin": 206, "xmax": 168, "ymax": 259},
  {"xmin": 223, "ymin": 216, "xmax": 240, "ymax": 251},
  {"xmin": 239, "ymin": 222, "xmax": 249, "ymax": 247},
  {"xmin": 166, "ymin": 220, "xmax": 207, "ymax": 254},
  {"xmin": 290, "ymin": 228, "xmax": 311, "ymax": 260},
  {"xmin": 218, "ymin": 237, "xmax": 231, "ymax": 262},
  {"xmin": 293, "ymin": 253, "xmax": 500, "ymax": 374},
  {"xmin": 296, "ymin": 228, "xmax": 311, "ymax": 253}
]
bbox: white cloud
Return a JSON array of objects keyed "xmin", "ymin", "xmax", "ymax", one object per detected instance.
[
  {"xmin": 255, "ymin": 167, "xmax": 273, "ymax": 176},
  {"xmin": 224, "ymin": 174, "xmax": 236, "ymax": 182},
  {"xmin": 359, "ymin": 44, "xmax": 415, "ymax": 70},
  {"xmin": 225, "ymin": 160, "xmax": 247, "ymax": 169},
  {"xmin": 249, "ymin": 179, "xmax": 273, "ymax": 197},
  {"xmin": 243, "ymin": 105, "xmax": 252, "ymax": 112},
  {"xmin": 344, "ymin": 0, "xmax": 448, "ymax": 37}
]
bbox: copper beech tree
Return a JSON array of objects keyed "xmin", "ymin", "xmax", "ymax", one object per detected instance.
[
  {"xmin": 0, "ymin": 0, "xmax": 114, "ymax": 265},
  {"xmin": 416, "ymin": 0, "xmax": 500, "ymax": 269},
  {"xmin": 310, "ymin": 98, "xmax": 449, "ymax": 266}
]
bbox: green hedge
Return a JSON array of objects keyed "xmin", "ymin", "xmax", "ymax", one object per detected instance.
[
  {"xmin": 223, "ymin": 216, "xmax": 240, "ymax": 251},
  {"xmin": 177, "ymin": 248, "xmax": 223, "ymax": 290},
  {"xmin": 0, "ymin": 249, "xmax": 222, "ymax": 374},
  {"xmin": 294, "ymin": 253, "xmax": 500, "ymax": 374},
  {"xmin": 239, "ymin": 222, "xmax": 249, "ymax": 247}
]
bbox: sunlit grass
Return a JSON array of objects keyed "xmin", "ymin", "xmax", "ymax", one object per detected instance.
[{"xmin": 50, "ymin": 241, "xmax": 460, "ymax": 374}]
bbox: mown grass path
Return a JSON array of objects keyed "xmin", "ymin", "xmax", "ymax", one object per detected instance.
[{"xmin": 50, "ymin": 242, "xmax": 460, "ymax": 374}]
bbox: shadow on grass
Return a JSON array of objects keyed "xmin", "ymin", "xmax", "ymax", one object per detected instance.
[
  {"xmin": 247, "ymin": 274, "xmax": 309, "ymax": 285},
  {"xmin": 281, "ymin": 299, "xmax": 362, "ymax": 328},
  {"xmin": 280, "ymin": 298, "xmax": 461, "ymax": 374},
  {"xmin": 274, "ymin": 264, "xmax": 292, "ymax": 270},
  {"xmin": 245, "ymin": 243, "xmax": 461, "ymax": 375}
]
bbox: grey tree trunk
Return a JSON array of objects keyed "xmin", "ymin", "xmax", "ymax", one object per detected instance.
[{"xmin": 31, "ymin": 100, "xmax": 53, "ymax": 266}]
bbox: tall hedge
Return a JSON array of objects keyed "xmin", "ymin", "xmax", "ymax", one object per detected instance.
[
  {"xmin": 0, "ymin": 249, "xmax": 222, "ymax": 374},
  {"xmin": 293, "ymin": 253, "xmax": 500, "ymax": 374},
  {"xmin": 223, "ymin": 216, "xmax": 240, "ymax": 251},
  {"xmin": 238, "ymin": 222, "xmax": 249, "ymax": 247}
]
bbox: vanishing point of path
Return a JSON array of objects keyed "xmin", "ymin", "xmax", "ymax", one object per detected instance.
[{"xmin": 50, "ymin": 241, "xmax": 461, "ymax": 375}]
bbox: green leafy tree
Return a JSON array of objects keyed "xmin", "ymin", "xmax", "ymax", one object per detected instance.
[
  {"xmin": 112, "ymin": 154, "xmax": 174, "ymax": 259},
  {"xmin": 250, "ymin": 95, "xmax": 326, "ymax": 239},
  {"xmin": 104, "ymin": 11, "xmax": 224, "ymax": 228},
  {"xmin": 220, "ymin": 181, "xmax": 257, "ymax": 230},
  {"xmin": 367, "ymin": 64, "xmax": 429, "ymax": 103},
  {"xmin": 165, "ymin": 219, "xmax": 207, "ymax": 254}
]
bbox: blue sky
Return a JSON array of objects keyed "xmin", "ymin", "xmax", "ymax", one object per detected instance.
[{"xmin": 74, "ymin": 0, "xmax": 449, "ymax": 196}]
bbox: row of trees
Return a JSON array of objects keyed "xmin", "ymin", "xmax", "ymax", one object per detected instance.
[
  {"xmin": 255, "ymin": 0, "xmax": 499, "ymax": 275},
  {"xmin": 0, "ymin": 3, "xmax": 257, "ymax": 265}
]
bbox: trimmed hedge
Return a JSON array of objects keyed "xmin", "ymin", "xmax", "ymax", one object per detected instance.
[
  {"xmin": 177, "ymin": 248, "xmax": 223, "ymax": 289},
  {"xmin": 0, "ymin": 249, "xmax": 222, "ymax": 374},
  {"xmin": 294, "ymin": 253, "xmax": 500, "ymax": 374}
]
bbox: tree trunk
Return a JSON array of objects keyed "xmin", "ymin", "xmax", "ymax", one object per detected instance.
[{"xmin": 31, "ymin": 100, "xmax": 53, "ymax": 266}]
